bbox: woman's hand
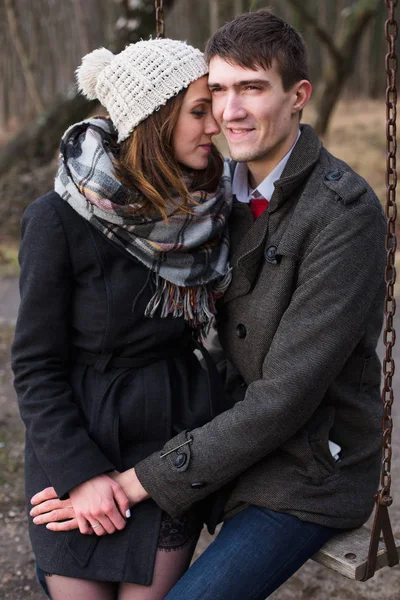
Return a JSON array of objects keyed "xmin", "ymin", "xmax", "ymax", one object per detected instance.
[
  {"xmin": 30, "ymin": 474, "xmax": 130, "ymax": 536},
  {"xmin": 68, "ymin": 474, "xmax": 130, "ymax": 536},
  {"xmin": 30, "ymin": 469, "xmax": 149, "ymax": 533},
  {"xmin": 30, "ymin": 487, "xmax": 77, "ymax": 532},
  {"xmin": 108, "ymin": 468, "xmax": 150, "ymax": 505}
]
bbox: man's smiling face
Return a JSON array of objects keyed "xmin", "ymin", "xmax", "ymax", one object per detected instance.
[{"xmin": 208, "ymin": 57, "xmax": 309, "ymax": 180}]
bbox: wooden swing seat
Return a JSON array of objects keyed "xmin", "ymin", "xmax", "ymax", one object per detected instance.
[{"xmin": 312, "ymin": 525, "xmax": 400, "ymax": 580}]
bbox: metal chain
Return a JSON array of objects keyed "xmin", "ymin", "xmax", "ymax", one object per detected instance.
[
  {"xmin": 381, "ymin": 0, "xmax": 398, "ymax": 505},
  {"xmin": 155, "ymin": 0, "xmax": 165, "ymax": 38}
]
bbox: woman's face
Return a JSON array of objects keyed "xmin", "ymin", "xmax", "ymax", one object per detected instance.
[{"xmin": 172, "ymin": 76, "xmax": 220, "ymax": 170}]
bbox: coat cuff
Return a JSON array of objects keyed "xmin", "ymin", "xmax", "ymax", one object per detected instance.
[{"xmin": 134, "ymin": 430, "xmax": 224, "ymax": 518}]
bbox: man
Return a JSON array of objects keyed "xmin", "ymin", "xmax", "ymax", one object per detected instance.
[
  {"xmin": 33, "ymin": 10, "xmax": 386, "ymax": 599},
  {"xmin": 134, "ymin": 10, "xmax": 386, "ymax": 598}
]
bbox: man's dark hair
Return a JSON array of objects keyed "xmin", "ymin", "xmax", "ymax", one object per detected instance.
[{"xmin": 205, "ymin": 9, "xmax": 309, "ymax": 91}]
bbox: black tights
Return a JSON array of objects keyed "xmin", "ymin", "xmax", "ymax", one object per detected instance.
[{"xmin": 45, "ymin": 540, "xmax": 197, "ymax": 600}]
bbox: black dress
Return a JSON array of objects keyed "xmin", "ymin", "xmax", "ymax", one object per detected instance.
[{"xmin": 11, "ymin": 192, "xmax": 225, "ymax": 584}]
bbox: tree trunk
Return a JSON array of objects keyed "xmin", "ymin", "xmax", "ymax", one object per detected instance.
[
  {"xmin": 0, "ymin": 0, "xmax": 177, "ymax": 175},
  {"xmin": 5, "ymin": 0, "xmax": 45, "ymax": 114},
  {"xmin": 312, "ymin": 60, "xmax": 348, "ymax": 135},
  {"xmin": 209, "ymin": 0, "xmax": 219, "ymax": 35},
  {"xmin": 286, "ymin": 0, "xmax": 380, "ymax": 135},
  {"xmin": 0, "ymin": 91, "xmax": 95, "ymax": 178},
  {"xmin": 72, "ymin": 0, "xmax": 92, "ymax": 56},
  {"xmin": 0, "ymin": 0, "xmax": 176, "ymax": 240},
  {"xmin": 233, "ymin": 0, "xmax": 244, "ymax": 15},
  {"xmin": 369, "ymin": 0, "xmax": 386, "ymax": 98},
  {"xmin": 315, "ymin": 0, "xmax": 380, "ymax": 134}
]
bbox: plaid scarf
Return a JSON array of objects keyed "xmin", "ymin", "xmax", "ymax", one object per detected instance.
[{"xmin": 55, "ymin": 117, "xmax": 232, "ymax": 333}]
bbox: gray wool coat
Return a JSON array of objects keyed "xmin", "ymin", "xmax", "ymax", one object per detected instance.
[{"xmin": 135, "ymin": 124, "xmax": 387, "ymax": 530}]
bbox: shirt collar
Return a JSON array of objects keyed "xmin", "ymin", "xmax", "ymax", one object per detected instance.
[{"xmin": 232, "ymin": 130, "xmax": 301, "ymax": 203}]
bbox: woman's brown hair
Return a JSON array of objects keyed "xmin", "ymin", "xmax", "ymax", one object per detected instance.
[{"xmin": 113, "ymin": 89, "xmax": 223, "ymax": 220}]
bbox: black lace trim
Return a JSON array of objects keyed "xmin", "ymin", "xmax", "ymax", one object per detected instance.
[{"xmin": 157, "ymin": 511, "xmax": 201, "ymax": 551}]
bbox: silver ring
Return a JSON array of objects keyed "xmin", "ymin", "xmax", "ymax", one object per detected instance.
[{"xmin": 91, "ymin": 523, "xmax": 101, "ymax": 529}]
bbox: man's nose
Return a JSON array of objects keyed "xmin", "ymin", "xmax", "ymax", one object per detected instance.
[{"xmin": 222, "ymin": 93, "xmax": 247, "ymax": 123}]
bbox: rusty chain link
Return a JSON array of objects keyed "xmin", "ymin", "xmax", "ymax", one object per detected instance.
[
  {"xmin": 380, "ymin": 0, "xmax": 398, "ymax": 505},
  {"xmin": 155, "ymin": 0, "xmax": 165, "ymax": 38}
]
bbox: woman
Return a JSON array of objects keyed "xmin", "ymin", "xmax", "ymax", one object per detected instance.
[{"xmin": 12, "ymin": 38, "xmax": 232, "ymax": 599}]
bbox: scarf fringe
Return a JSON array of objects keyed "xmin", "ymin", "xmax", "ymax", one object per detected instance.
[{"xmin": 145, "ymin": 270, "xmax": 232, "ymax": 336}]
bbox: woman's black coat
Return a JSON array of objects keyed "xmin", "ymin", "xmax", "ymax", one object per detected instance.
[{"xmin": 11, "ymin": 191, "xmax": 219, "ymax": 584}]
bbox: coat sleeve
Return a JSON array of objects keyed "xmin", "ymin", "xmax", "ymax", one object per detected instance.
[
  {"xmin": 11, "ymin": 198, "xmax": 115, "ymax": 499},
  {"xmin": 134, "ymin": 203, "xmax": 386, "ymax": 517}
]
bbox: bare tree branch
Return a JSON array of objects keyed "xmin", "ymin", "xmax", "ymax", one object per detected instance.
[
  {"xmin": 339, "ymin": 0, "xmax": 380, "ymax": 55},
  {"xmin": 312, "ymin": 0, "xmax": 380, "ymax": 134},
  {"xmin": 285, "ymin": 0, "xmax": 380, "ymax": 134},
  {"xmin": 285, "ymin": 0, "xmax": 343, "ymax": 65}
]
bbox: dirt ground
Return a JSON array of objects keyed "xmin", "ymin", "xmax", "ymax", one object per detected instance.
[{"xmin": 1, "ymin": 100, "xmax": 399, "ymax": 598}]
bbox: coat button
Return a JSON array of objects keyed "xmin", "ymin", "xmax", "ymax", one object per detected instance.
[
  {"xmin": 173, "ymin": 453, "xmax": 187, "ymax": 468},
  {"xmin": 265, "ymin": 246, "xmax": 278, "ymax": 264},
  {"xmin": 236, "ymin": 324, "xmax": 247, "ymax": 339},
  {"xmin": 191, "ymin": 482, "xmax": 206, "ymax": 489},
  {"xmin": 325, "ymin": 170, "xmax": 343, "ymax": 181}
]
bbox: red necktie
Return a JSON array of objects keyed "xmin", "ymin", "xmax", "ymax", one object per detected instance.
[{"xmin": 249, "ymin": 191, "xmax": 268, "ymax": 220}]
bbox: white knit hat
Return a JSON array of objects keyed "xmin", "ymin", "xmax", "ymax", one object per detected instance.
[{"xmin": 76, "ymin": 39, "xmax": 208, "ymax": 142}]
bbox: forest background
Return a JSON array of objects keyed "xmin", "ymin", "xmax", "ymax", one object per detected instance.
[
  {"xmin": 0, "ymin": 0, "xmax": 392, "ymax": 243},
  {"xmin": 1, "ymin": 2, "xmax": 399, "ymax": 599}
]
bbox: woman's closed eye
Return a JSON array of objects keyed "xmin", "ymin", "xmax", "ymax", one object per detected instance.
[{"xmin": 191, "ymin": 109, "xmax": 207, "ymax": 118}]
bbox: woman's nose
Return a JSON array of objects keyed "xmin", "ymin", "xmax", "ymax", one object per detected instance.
[{"xmin": 205, "ymin": 113, "xmax": 220, "ymax": 136}]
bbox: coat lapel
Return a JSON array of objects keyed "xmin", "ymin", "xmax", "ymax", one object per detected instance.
[
  {"xmin": 224, "ymin": 199, "xmax": 271, "ymax": 303},
  {"xmin": 224, "ymin": 125, "xmax": 322, "ymax": 304}
]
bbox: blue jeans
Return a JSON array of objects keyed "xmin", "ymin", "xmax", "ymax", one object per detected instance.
[{"xmin": 165, "ymin": 505, "xmax": 337, "ymax": 600}]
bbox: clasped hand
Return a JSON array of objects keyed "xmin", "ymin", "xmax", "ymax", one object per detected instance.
[{"xmin": 30, "ymin": 469, "xmax": 149, "ymax": 536}]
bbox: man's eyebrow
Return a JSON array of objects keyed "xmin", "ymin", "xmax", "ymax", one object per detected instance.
[
  {"xmin": 208, "ymin": 79, "xmax": 270, "ymax": 88},
  {"xmin": 237, "ymin": 79, "xmax": 270, "ymax": 86}
]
